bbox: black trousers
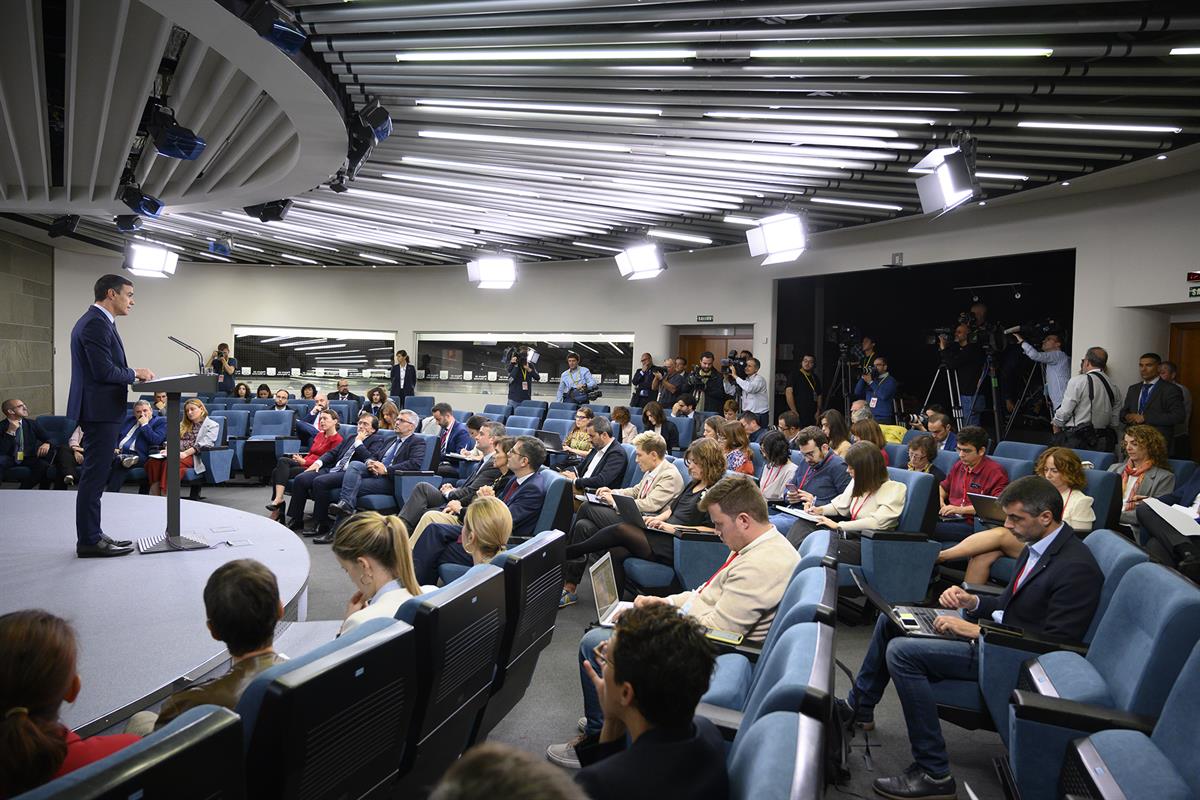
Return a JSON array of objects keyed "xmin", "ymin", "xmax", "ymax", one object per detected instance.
[
  {"xmin": 270, "ymin": 457, "xmax": 304, "ymax": 494},
  {"xmin": 787, "ymin": 518, "xmax": 862, "ymax": 565},
  {"xmin": 1135, "ymin": 501, "xmax": 1200, "ymax": 567},
  {"xmin": 564, "ymin": 503, "xmax": 624, "ymax": 584},
  {"xmin": 399, "ymin": 481, "xmax": 451, "ymax": 533},
  {"xmin": 564, "ymin": 521, "xmax": 658, "ymax": 595},
  {"xmin": 54, "ymin": 446, "xmax": 80, "ymax": 487}
]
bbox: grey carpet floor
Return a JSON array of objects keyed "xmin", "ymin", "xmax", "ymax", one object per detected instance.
[{"xmin": 16, "ymin": 483, "xmax": 1009, "ymax": 798}]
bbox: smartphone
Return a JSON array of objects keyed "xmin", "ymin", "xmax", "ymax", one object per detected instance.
[{"xmin": 704, "ymin": 628, "xmax": 744, "ymax": 646}]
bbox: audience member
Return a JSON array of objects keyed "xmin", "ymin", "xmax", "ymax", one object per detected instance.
[
  {"xmin": 777, "ymin": 410, "xmax": 802, "ymax": 448},
  {"xmin": 849, "ymin": 401, "xmax": 871, "ymax": 425},
  {"xmin": 1051, "ymin": 346, "xmax": 1119, "ymax": 452},
  {"xmin": 1120, "ymin": 352, "xmax": 1186, "ymax": 450},
  {"xmin": 1159, "ymin": 360, "xmax": 1192, "ymax": 457},
  {"xmin": 564, "ymin": 407, "xmax": 596, "ymax": 458},
  {"xmin": 411, "ymin": 496, "xmax": 513, "ymax": 584},
  {"xmin": 1, "ymin": 399, "xmax": 55, "ymax": 489},
  {"xmin": 630, "ymin": 353, "xmax": 662, "ymax": 408},
  {"xmin": 0, "ymin": 610, "xmax": 140, "ymax": 795},
  {"xmin": 780, "ymin": 426, "xmax": 853, "ymax": 519},
  {"xmin": 506, "ymin": 347, "xmax": 540, "ymax": 409},
  {"xmin": 655, "ymin": 357, "xmax": 687, "ymax": 407},
  {"xmin": 411, "ymin": 436, "xmax": 548, "ymax": 583},
  {"xmin": 701, "ymin": 414, "xmax": 723, "ymax": 442},
  {"xmin": 671, "ymin": 395, "xmax": 696, "ymax": 420},
  {"xmin": 285, "ymin": 415, "xmax": 387, "ymax": 534},
  {"xmin": 690, "ymin": 352, "xmax": 726, "ymax": 415},
  {"xmin": 256, "ymin": 384, "xmax": 272, "ymax": 399},
  {"xmin": 459, "ymin": 415, "xmax": 487, "ymax": 459},
  {"xmin": 640, "ymin": 401, "xmax": 678, "ymax": 451},
  {"xmin": 609, "ymin": 406, "xmax": 638, "ymax": 445},
  {"xmin": 786, "ymin": 354, "xmax": 823, "ymax": 424},
  {"xmin": 300, "ymin": 383, "xmax": 318, "ymax": 400},
  {"xmin": 361, "ymin": 387, "xmax": 387, "ymax": 418},
  {"xmin": 295, "ymin": 393, "xmax": 330, "ymax": 448},
  {"xmin": 839, "ymin": 476, "xmax": 1101, "ymax": 799},
  {"xmin": 390, "ymin": 350, "xmax": 417, "ymax": 401},
  {"xmin": 1135, "ymin": 466, "xmax": 1200, "ymax": 573},
  {"xmin": 934, "ymin": 425, "xmax": 1009, "ymax": 542},
  {"xmin": 721, "ymin": 399, "xmax": 739, "ymax": 422},
  {"xmin": 739, "ymin": 411, "xmax": 765, "ymax": 444},
  {"xmin": 905, "ymin": 434, "xmax": 946, "ymax": 485},
  {"xmin": 430, "ymin": 402, "xmax": 473, "ymax": 477},
  {"xmin": 853, "ymin": 355, "xmax": 898, "ymax": 424},
  {"xmin": 325, "ymin": 409, "xmax": 427, "ymax": 537},
  {"xmin": 1108, "ymin": 424, "xmax": 1174, "ymax": 530},
  {"xmin": 559, "ymin": 417, "xmax": 627, "ymax": 491},
  {"xmin": 850, "ymin": 417, "xmax": 890, "ymax": 465},
  {"xmin": 757, "ymin": 431, "xmax": 798, "ymax": 502},
  {"xmin": 565, "ymin": 606, "xmax": 727, "ymax": 800},
  {"xmin": 265, "ymin": 409, "xmax": 342, "ymax": 521},
  {"xmin": 939, "ymin": 323, "xmax": 986, "ymax": 426},
  {"xmin": 722, "ymin": 421, "xmax": 755, "ymax": 476},
  {"xmin": 551, "ymin": 475, "xmax": 799, "ymax": 766},
  {"xmin": 562, "ymin": 438, "xmax": 722, "ymax": 593},
  {"xmin": 53, "ymin": 427, "xmax": 84, "ymax": 488},
  {"xmin": 399, "ymin": 422, "xmax": 505, "ymax": 534},
  {"xmin": 146, "ymin": 399, "xmax": 219, "ymax": 496},
  {"xmin": 378, "ymin": 400, "xmax": 401, "ymax": 431},
  {"xmin": 408, "ymin": 435, "xmax": 515, "ymax": 542},
  {"xmin": 925, "ymin": 412, "xmax": 957, "ymax": 452},
  {"xmin": 431, "ymin": 742, "xmax": 586, "ymax": 800},
  {"xmin": 232, "ymin": 382, "xmax": 251, "ymax": 401},
  {"xmin": 271, "ymin": 388, "xmax": 292, "ymax": 412},
  {"xmin": 125, "ymin": 560, "xmax": 287, "ymax": 734},
  {"xmin": 559, "ymin": 432, "xmax": 684, "ymax": 605},
  {"xmin": 1014, "ymin": 330, "xmax": 1070, "ymax": 412},
  {"xmin": 820, "ymin": 409, "xmax": 852, "ymax": 457},
  {"xmin": 939, "ymin": 447, "xmax": 1094, "ymax": 583},
  {"xmin": 556, "ymin": 352, "xmax": 598, "ymax": 405},
  {"xmin": 208, "ymin": 343, "xmax": 237, "ymax": 394},
  {"xmin": 332, "ymin": 512, "xmax": 428, "ymax": 635},
  {"xmin": 332, "ymin": 379, "xmax": 359, "ymax": 404},
  {"xmin": 150, "ymin": 391, "xmax": 169, "ymax": 417},
  {"xmin": 723, "ymin": 357, "xmax": 769, "ymax": 427},
  {"xmin": 106, "ymin": 400, "xmax": 167, "ymax": 492}
]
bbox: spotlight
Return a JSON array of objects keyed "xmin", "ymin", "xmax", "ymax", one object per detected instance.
[
  {"xmin": 244, "ymin": 199, "xmax": 292, "ymax": 222},
  {"xmin": 118, "ymin": 183, "xmax": 163, "ymax": 217},
  {"xmin": 466, "ymin": 255, "xmax": 517, "ymax": 289},
  {"xmin": 123, "ymin": 243, "xmax": 178, "ymax": 278},
  {"xmin": 615, "ymin": 243, "xmax": 664, "ymax": 280},
  {"xmin": 48, "ymin": 215, "xmax": 80, "ymax": 238},
  {"xmin": 346, "ymin": 99, "xmax": 393, "ymax": 179},
  {"xmin": 145, "ymin": 103, "xmax": 206, "ymax": 160},
  {"xmin": 912, "ymin": 141, "xmax": 980, "ymax": 216},
  {"xmin": 114, "ymin": 215, "xmax": 143, "ymax": 232},
  {"xmin": 208, "ymin": 234, "xmax": 233, "ymax": 256},
  {"xmin": 746, "ymin": 212, "xmax": 807, "ymax": 265},
  {"xmin": 242, "ymin": 0, "xmax": 307, "ymax": 55}
]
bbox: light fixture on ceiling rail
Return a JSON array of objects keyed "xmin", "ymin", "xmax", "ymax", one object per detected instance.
[
  {"xmin": 750, "ymin": 46, "xmax": 1053, "ymax": 58},
  {"xmin": 143, "ymin": 101, "xmax": 206, "ymax": 160},
  {"xmin": 648, "ymin": 229, "xmax": 712, "ymax": 245},
  {"xmin": 467, "ymin": 255, "xmax": 517, "ymax": 289},
  {"xmin": 810, "ymin": 197, "xmax": 904, "ymax": 212},
  {"xmin": 114, "ymin": 215, "xmax": 143, "ymax": 233},
  {"xmin": 118, "ymin": 181, "xmax": 163, "ymax": 218},
  {"xmin": 615, "ymin": 243, "xmax": 664, "ymax": 281},
  {"xmin": 1017, "ymin": 120, "xmax": 1182, "ymax": 134},
  {"xmin": 328, "ymin": 169, "xmax": 349, "ymax": 194},
  {"xmin": 746, "ymin": 212, "xmax": 807, "ymax": 265},
  {"xmin": 346, "ymin": 99, "xmax": 393, "ymax": 180},
  {"xmin": 395, "ymin": 48, "xmax": 697, "ymax": 62},
  {"xmin": 48, "ymin": 215, "xmax": 79, "ymax": 238},
  {"xmin": 724, "ymin": 215, "xmax": 760, "ymax": 226},
  {"xmin": 415, "ymin": 98, "xmax": 663, "ymax": 116},
  {"xmin": 123, "ymin": 243, "xmax": 178, "ymax": 278},
  {"xmin": 1170, "ymin": 46, "xmax": 1200, "ymax": 55},
  {"xmin": 241, "ymin": 0, "xmax": 307, "ymax": 55},
  {"xmin": 208, "ymin": 234, "xmax": 233, "ymax": 257},
  {"xmin": 244, "ymin": 200, "xmax": 293, "ymax": 222},
  {"xmin": 912, "ymin": 132, "xmax": 981, "ymax": 216}
]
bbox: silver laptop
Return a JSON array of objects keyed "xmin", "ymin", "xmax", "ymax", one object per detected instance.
[
  {"xmin": 589, "ymin": 552, "xmax": 634, "ymax": 627},
  {"xmin": 851, "ymin": 569, "xmax": 961, "ymax": 640},
  {"xmin": 967, "ymin": 493, "xmax": 1005, "ymax": 525},
  {"xmin": 535, "ymin": 430, "xmax": 564, "ymax": 453}
]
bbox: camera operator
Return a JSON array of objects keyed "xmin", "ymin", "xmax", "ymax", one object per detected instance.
[
  {"xmin": 655, "ymin": 356, "xmax": 687, "ymax": 407},
  {"xmin": 938, "ymin": 323, "xmax": 986, "ymax": 426},
  {"xmin": 209, "ymin": 343, "xmax": 237, "ymax": 394},
  {"xmin": 630, "ymin": 353, "xmax": 665, "ymax": 409},
  {"xmin": 723, "ymin": 356, "xmax": 769, "ymax": 428},
  {"xmin": 687, "ymin": 352, "xmax": 727, "ymax": 415},
  {"xmin": 1013, "ymin": 330, "xmax": 1070, "ymax": 412},
  {"xmin": 853, "ymin": 356, "xmax": 897, "ymax": 425},
  {"xmin": 556, "ymin": 351, "xmax": 598, "ymax": 405},
  {"xmin": 786, "ymin": 354, "xmax": 822, "ymax": 424},
  {"xmin": 507, "ymin": 346, "xmax": 540, "ymax": 410}
]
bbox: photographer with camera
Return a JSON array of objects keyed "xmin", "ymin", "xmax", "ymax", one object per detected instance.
[
  {"xmin": 655, "ymin": 356, "xmax": 686, "ymax": 406},
  {"xmin": 853, "ymin": 356, "xmax": 898, "ymax": 425},
  {"xmin": 1051, "ymin": 346, "xmax": 1120, "ymax": 451},
  {"xmin": 507, "ymin": 346, "xmax": 541, "ymax": 410},
  {"xmin": 209, "ymin": 343, "xmax": 237, "ymax": 394},
  {"xmin": 686, "ymin": 352, "xmax": 727, "ymax": 415},
  {"xmin": 723, "ymin": 356, "xmax": 769, "ymax": 427},
  {"xmin": 1013, "ymin": 330, "xmax": 1070, "ymax": 411},
  {"xmin": 556, "ymin": 351, "xmax": 599, "ymax": 405},
  {"xmin": 939, "ymin": 323, "xmax": 986, "ymax": 426},
  {"xmin": 630, "ymin": 353, "xmax": 665, "ymax": 409}
]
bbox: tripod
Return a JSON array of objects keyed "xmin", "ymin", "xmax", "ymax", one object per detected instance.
[
  {"xmin": 1002, "ymin": 361, "xmax": 1049, "ymax": 441},
  {"xmin": 921, "ymin": 363, "xmax": 966, "ymax": 431},
  {"xmin": 823, "ymin": 347, "xmax": 857, "ymax": 417},
  {"xmin": 964, "ymin": 350, "xmax": 1004, "ymax": 439}
]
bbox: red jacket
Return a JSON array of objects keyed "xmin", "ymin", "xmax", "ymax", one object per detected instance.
[
  {"xmin": 53, "ymin": 728, "xmax": 140, "ymax": 779},
  {"xmin": 302, "ymin": 432, "xmax": 343, "ymax": 467}
]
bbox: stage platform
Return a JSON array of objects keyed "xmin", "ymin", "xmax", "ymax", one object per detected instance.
[{"xmin": 0, "ymin": 490, "xmax": 310, "ymax": 736}]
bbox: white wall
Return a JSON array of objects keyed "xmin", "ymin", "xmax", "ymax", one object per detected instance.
[{"xmin": 53, "ymin": 169, "xmax": 1200, "ymax": 414}]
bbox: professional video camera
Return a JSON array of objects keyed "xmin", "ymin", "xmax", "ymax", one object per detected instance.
[
  {"xmin": 502, "ymin": 345, "xmax": 539, "ymax": 367},
  {"xmin": 1003, "ymin": 318, "xmax": 1059, "ymax": 342},
  {"xmin": 826, "ymin": 323, "xmax": 865, "ymax": 361},
  {"xmin": 721, "ymin": 350, "xmax": 748, "ymax": 375},
  {"xmin": 926, "ymin": 326, "xmax": 955, "ymax": 346}
]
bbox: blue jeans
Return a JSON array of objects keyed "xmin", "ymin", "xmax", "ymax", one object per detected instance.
[
  {"xmin": 337, "ymin": 461, "xmax": 394, "ymax": 508},
  {"xmin": 579, "ymin": 627, "xmax": 613, "ymax": 735},
  {"xmin": 848, "ymin": 616, "xmax": 979, "ymax": 777}
]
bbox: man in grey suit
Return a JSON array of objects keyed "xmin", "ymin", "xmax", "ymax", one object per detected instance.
[{"xmin": 1121, "ymin": 352, "xmax": 1185, "ymax": 448}]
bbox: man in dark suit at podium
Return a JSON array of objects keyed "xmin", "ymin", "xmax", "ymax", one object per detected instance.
[{"xmin": 68, "ymin": 274, "xmax": 155, "ymax": 557}]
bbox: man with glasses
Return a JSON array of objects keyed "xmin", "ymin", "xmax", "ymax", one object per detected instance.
[
  {"xmin": 559, "ymin": 417, "xmax": 627, "ymax": 492},
  {"xmin": 934, "ymin": 425, "xmax": 1008, "ymax": 543},
  {"xmin": 325, "ymin": 410, "xmax": 427, "ymax": 538},
  {"xmin": 775, "ymin": 426, "xmax": 851, "ymax": 545},
  {"xmin": 286, "ymin": 414, "xmax": 388, "ymax": 536},
  {"xmin": 854, "ymin": 355, "xmax": 899, "ymax": 425},
  {"xmin": 332, "ymin": 379, "xmax": 359, "ymax": 404},
  {"xmin": 1, "ymin": 399, "xmax": 56, "ymax": 489}
]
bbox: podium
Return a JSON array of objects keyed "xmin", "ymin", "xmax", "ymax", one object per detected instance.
[{"xmin": 135, "ymin": 373, "xmax": 218, "ymax": 553}]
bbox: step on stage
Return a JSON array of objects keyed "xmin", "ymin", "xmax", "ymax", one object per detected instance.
[{"xmin": 0, "ymin": 491, "xmax": 310, "ymax": 736}]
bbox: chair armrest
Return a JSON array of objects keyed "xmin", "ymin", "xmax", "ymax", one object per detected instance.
[
  {"xmin": 964, "ymin": 582, "xmax": 1006, "ymax": 597},
  {"xmin": 979, "ymin": 626, "xmax": 1088, "ymax": 657},
  {"xmin": 694, "ymin": 701, "xmax": 744, "ymax": 741},
  {"xmin": 708, "ymin": 640, "xmax": 763, "ymax": 663},
  {"xmin": 860, "ymin": 529, "xmax": 931, "ymax": 542},
  {"xmin": 392, "ymin": 470, "xmax": 436, "ymax": 477},
  {"xmin": 1010, "ymin": 690, "xmax": 1155, "ymax": 736}
]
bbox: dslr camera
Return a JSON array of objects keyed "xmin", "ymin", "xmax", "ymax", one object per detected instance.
[
  {"xmin": 721, "ymin": 350, "xmax": 747, "ymax": 375},
  {"xmin": 503, "ymin": 345, "xmax": 531, "ymax": 367}
]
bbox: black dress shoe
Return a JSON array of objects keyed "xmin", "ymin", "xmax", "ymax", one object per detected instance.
[
  {"xmin": 873, "ymin": 765, "xmax": 957, "ymax": 800},
  {"xmin": 77, "ymin": 539, "xmax": 134, "ymax": 558},
  {"xmin": 328, "ymin": 500, "xmax": 353, "ymax": 520},
  {"xmin": 101, "ymin": 533, "xmax": 133, "ymax": 548},
  {"xmin": 313, "ymin": 530, "xmax": 335, "ymax": 544}
]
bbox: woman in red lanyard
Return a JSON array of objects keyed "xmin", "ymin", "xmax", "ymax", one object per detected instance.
[
  {"xmin": 758, "ymin": 431, "xmax": 799, "ymax": 502},
  {"xmin": 938, "ymin": 447, "xmax": 1095, "ymax": 584}
]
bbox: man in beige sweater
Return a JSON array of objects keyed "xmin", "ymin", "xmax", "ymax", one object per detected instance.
[{"xmin": 547, "ymin": 475, "xmax": 799, "ymax": 768}]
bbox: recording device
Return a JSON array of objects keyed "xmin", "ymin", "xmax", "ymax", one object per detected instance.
[
  {"xmin": 826, "ymin": 323, "xmax": 865, "ymax": 362},
  {"xmin": 1004, "ymin": 318, "xmax": 1059, "ymax": 341},
  {"xmin": 503, "ymin": 345, "xmax": 540, "ymax": 367},
  {"xmin": 721, "ymin": 350, "xmax": 748, "ymax": 375},
  {"xmin": 926, "ymin": 326, "xmax": 955, "ymax": 346}
]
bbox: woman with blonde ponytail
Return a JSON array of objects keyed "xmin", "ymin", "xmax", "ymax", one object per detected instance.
[
  {"xmin": 332, "ymin": 512, "xmax": 432, "ymax": 635},
  {"xmin": 461, "ymin": 497, "xmax": 512, "ymax": 565}
]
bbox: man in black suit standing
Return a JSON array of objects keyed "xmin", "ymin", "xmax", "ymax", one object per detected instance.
[
  {"xmin": 839, "ymin": 476, "xmax": 1102, "ymax": 800},
  {"xmin": 559, "ymin": 417, "xmax": 627, "ymax": 492},
  {"xmin": 68, "ymin": 274, "xmax": 156, "ymax": 557},
  {"xmin": 1120, "ymin": 352, "xmax": 1185, "ymax": 448}
]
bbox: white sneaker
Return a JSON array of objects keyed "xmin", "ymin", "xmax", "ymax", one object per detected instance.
[
  {"xmin": 545, "ymin": 737, "xmax": 585, "ymax": 770},
  {"xmin": 577, "ymin": 716, "xmax": 587, "ymax": 734}
]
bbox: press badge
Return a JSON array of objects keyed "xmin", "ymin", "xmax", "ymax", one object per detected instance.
[{"xmin": 869, "ymin": 397, "xmax": 878, "ymax": 408}]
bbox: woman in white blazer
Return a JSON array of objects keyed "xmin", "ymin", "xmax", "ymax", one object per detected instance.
[{"xmin": 333, "ymin": 512, "xmax": 430, "ymax": 636}]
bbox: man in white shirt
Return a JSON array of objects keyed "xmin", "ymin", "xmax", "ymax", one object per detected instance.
[
  {"xmin": 557, "ymin": 351, "xmax": 598, "ymax": 404},
  {"xmin": 724, "ymin": 357, "xmax": 769, "ymax": 427},
  {"xmin": 1051, "ymin": 346, "xmax": 1120, "ymax": 451},
  {"xmin": 1014, "ymin": 331, "xmax": 1071, "ymax": 412}
]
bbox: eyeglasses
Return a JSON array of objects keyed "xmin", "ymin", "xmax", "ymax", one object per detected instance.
[{"xmin": 575, "ymin": 414, "xmax": 588, "ymax": 419}]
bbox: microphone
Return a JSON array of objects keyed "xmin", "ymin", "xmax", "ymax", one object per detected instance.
[{"xmin": 168, "ymin": 336, "xmax": 205, "ymax": 374}]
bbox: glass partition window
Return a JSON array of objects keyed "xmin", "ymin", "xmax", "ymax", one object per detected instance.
[{"xmin": 230, "ymin": 326, "xmax": 396, "ymax": 393}]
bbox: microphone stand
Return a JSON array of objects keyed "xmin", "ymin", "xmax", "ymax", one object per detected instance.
[{"xmin": 168, "ymin": 336, "xmax": 207, "ymax": 374}]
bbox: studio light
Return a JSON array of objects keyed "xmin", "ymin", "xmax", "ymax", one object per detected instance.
[
  {"xmin": 242, "ymin": 0, "xmax": 307, "ymax": 55},
  {"xmin": 467, "ymin": 255, "xmax": 517, "ymax": 289},
  {"xmin": 346, "ymin": 99, "xmax": 393, "ymax": 179},
  {"xmin": 114, "ymin": 215, "xmax": 143, "ymax": 232},
  {"xmin": 118, "ymin": 183, "xmax": 163, "ymax": 217},
  {"xmin": 48, "ymin": 215, "xmax": 79, "ymax": 238},
  {"xmin": 615, "ymin": 244, "xmax": 664, "ymax": 281},
  {"xmin": 746, "ymin": 212, "xmax": 806, "ymax": 265},
  {"xmin": 244, "ymin": 199, "xmax": 293, "ymax": 222},
  {"xmin": 912, "ymin": 143, "xmax": 979, "ymax": 216},
  {"xmin": 145, "ymin": 103, "xmax": 206, "ymax": 160},
  {"xmin": 123, "ymin": 243, "xmax": 178, "ymax": 278}
]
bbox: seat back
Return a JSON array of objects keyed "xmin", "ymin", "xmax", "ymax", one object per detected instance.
[
  {"xmin": 210, "ymin": 409, "xmax": 250, "ymax": 439},
  {"xmin": 545, "ymin": 408, "xmax": 574, "ymax": 421},
  {"xmin": 338, "ymin": 423, "xmax": 357, "ymax": 441},
  {"xmin": 901, "ymin": 428, "xmax": 925, "ymax": 444},
  {"xmin": 1149, "ymin": 641, "xmax": 1200, "ymax": 797},
  {"xmin": 667, "ymin": 455, "xmax": 690, "ymax": 485},
  {"xmin": 1082, "ymin": 469, "xmax": 1121, "ymax": 532},
  {"xmin": 290, "ymin": 399, "xmax": 314, "ymax": 414},
  {"xmin": 451, "ymin": 409, "xmax": 474, "ymax": 424},
  {"xmin": 548, "ymin": 401, "xmax": 577, "ymax": 411},
  {"xmin": 482, "ymin": 403, "xmax": 509, "ymax": 419},
  {"xmin": 238, "ymin": 618, "xmax": 416, "ymax": 800},
  {"xmin": 415, "ymin": 433, "xmax": 438, "ymax": 471},
  {"xmin": 994, "ymin": 441, "xmax": 1048, "ymax": 461},
  {"xmin": 518, "ymin": 400, "xmax": 549, "ymax": 411},
  {"xmin": 589, "ymin": 404, "xmax": 611, "ymax": 414},
  {"xmin": 473, "ymin": 531, "xmax": 567, "ymax": 740},
  {"xmin": 250, "ymin": 410, "xmax": 294, "ymax": 437},
  {"xmin": 1086, "ymin": 562, "xmax": 1200, "ymax": 716},
  {"xmin": 990, "ymin": 455, "xmax": 1034, "ymax": 482},
  {"xmin": 404, "ymin": 396, "xmax": 435, "ymax": 417},
  {"xmin": 506, "ymin": 415, "xmax": 540, "ymax": 431},
  {"xmin": 748, "ymin": 442, "xmax": 766, "ymax": 479},
  {"xmin": 885, "ymin": 467, "xmax": 937, "ymax": 533},
  {"xmin": 883, "ymin": 443, "xmax": 909, "ymax": 469},
  {"xmin": 752, "ymin": 565, "xmax": 837, "ymax": 686},
  {"xmin": 1072, "ymin": 448, "xmax": 1116, "ymax": 470},
  {"xmin": 533, "ymin": 471, "xmax": 574, "ymax": 536},
  {"xmin": 729, "ymin": 711, "xmax": 824, "ymax": 800},
  {"xmin": 934, "ymin": 449, "xmax": 958, "ymax": 476},
  {"xmin": 540, "ymin": 418, "xmax": 574, "ymax": 440},
  {"xmin": 225, "ymin": 402, "xmax": 255, "ymax": 416},
  {"xmin": 14, "ymin": 706, "xmax": 245, "ymax": 800},
  {"xmin": 1081, "ymin": 529, "xmax": 1150, "ymax": 643},
  {"xmin": 674, "ymin": 416, "xmax": 695, "ymax": 448},
  {"xmin": 618, "ymin": 443, "xmax": 638, "ymax": 487},
  {"xmin": 395, "ymin": 565, "xmax": 506, "ymax": 788},
  {"xmin": 1169, "ymin": 459, "xmax": 1197, "ymax": 485},
  {"xmin": 797, "ymin": 529, "xmax": 838, "ymax": 572},
  {"xmin": 249, "ymin": 398, "xmax": 273, "ymax": 407},
  {"xmin": 514, "ymin": 404, "xmax": 545, "ymax": 421},
  {"xmin": 34, "ymin": 415, "xmax": 77, "ymax": 447}
]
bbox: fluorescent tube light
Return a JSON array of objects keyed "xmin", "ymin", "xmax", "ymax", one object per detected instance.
[
  {"xmin": 396, "ymin": 48, "xmax": 696, "ymax": 62},
  {"xmin": 810, "ymin": 197, "xmax": 903, "ymax": 211},
  {"xmin": 418, "ymin": 129, "xmax": 629, "ymax": 152},
  {"xmin": 279, "ymin": 253, "xmax": 320, "ymax": 264},
  {"xmin": 358, "ymin": 253, "xmax": 399, "ymax": 264},
  {"xmin": 724, "ymin": 216, "xmax": 760, "ymax": 226},
  {"xmin": 1168, "ymin": 47, "xmax": 1200, "ymax": 55},
  {"xmin": 752, "ymin": 47, "xmax": 1053, "ymax": 58},
  {"xmin": 1017, "ymin": 120, "xmax": 1182, "ymax": 134},
  {"xmin": 572, "ymin": 241, "xmax": 624, "ymax": 253},
  {"xmin": 648, "ymin": 229, "xmax": 713, "ymax": 245},
  {"xmin": 416, "ymin": 98, "xmax": 661, "ymax": 116},
  {"xmin": 705, "ymin": 110, "xmax": 935, "ymax": 126}
]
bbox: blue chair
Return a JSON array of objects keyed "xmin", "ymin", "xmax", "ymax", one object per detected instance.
[
  {"xmin": 451, "ymin": 409, "xmax": 474, "ymax": 424},
  {"xmin": 506, "ymin": 427, "xmax": 535, "ymax": 438},
  {"xmin": 506, "ymin": 415, "xmax": 540, "ymax": 431},
  {"xmin": 540, "ymin": 418, "xmax": 575, "ymax": 441},
  {"xmin": 993, "ymin": 441, "xmax": 1048, "ymax": 461},
  {"xmin": 549, "ymin": 401, "xmax": 577, "ymax": 411},
  {"xmin": 851, "ymin": 469, "xmax": 941, "ymax": 602},
  {"xmin": 404, "ymin": 395, "xmax": 435, "ymax": 417},
  {"xmin": 209, "ymin": 409, "xmax": 250, "ymax": 467},
  {"xmin": 883, "ymin": 442, "xmax": 909, "ymax": 468},
  {"xmin": 1005, "ymin": 562, "xmax": 1200, "ymax": 800},
  {"xmin": 357, "ymin": 432, "xmax": 439, "ymax": 514},
  {"xmin": 249, "ymin": 398, "xmax": 273, "ymax": 407},
  {"xmin": 1073, "ymin": 448, "xmax": 1117, "ymax": 470},
  {"xmin": 518, "ymin": 400, "xmax": 549, "ymax": 411},
  {"xmin": 618, "ymin": 443, "xmax": 638, "ymax": 488},
  {"xmin": 483, "ymin": 403, "xmax": 509, "ymax": 420},
  {"xmin": 667, "ymin": 455, "xmax": 690, "ymax": 485},
  {"xmin": 990, "ymin": 455, "xmax": 1034, "ymax": 482},
  {"xmin": 902, "ymin": 428, "xmax": 926, "ymax": 444},
  {"xmin": 1058, "ymin": 641, "xmax": 1200, "ymax": 800},
  {"xmin": 748, "ymin": 442, "xmax": 765, "ymax": 479},
  {"xmin": 625, "ymin": 528, "xmax": 730, "ymax": 598},
  {"xmin": 674, "ymin": 416, "xmax": 695, "ymax": 449},
  {"xmin": 205, "ymin": 399, "xmax": 229, "ymax": 411},
  {"xmin": 394, "ymin": 564, "xmax": 506, "ymax": 793},
  {"xmin": 34, "ymin": 414, "xmax": 76, "ymax": 447},
  {"xmin": 934, "ymin": 448, "xmax": 958, "ymax": 476},
  {"xmin": 237, "ymin": 409, "xmax": 299, "ymax": 477},
  {"xmin": 729, "ymin": 710, "xmax": 824, "ymax": 800},
  {"xmin": 1169, "ymin": 458, "xmax": 1196, "ymax": 485},
  {"xmin": 327, "ymin": 400, "xmax": 358, "ymax": 425},
  {"xmin": 528, "ymin": 470, "xmax": 574, "ymax": 542},
  {"xmin": 546, "ymin": 408, "xmax": 575, "ymax": 421},
  {"xmin": 338, "ymin": 422, "xmax": 357, "ymax": 441},
  {"xmin": 184, "ymin": 418, "xmax": 234, "ymax": 492},
  {"xmin": 629, "ymin": 415, "xmax": 646, "ymax": 434},
  {"xmin": 589, "ymin": 404, "xmax": 611, "ymax": 415},
  {"xmin": 479, "ymin": 412, "xmax": 504, "ymax": 422}
]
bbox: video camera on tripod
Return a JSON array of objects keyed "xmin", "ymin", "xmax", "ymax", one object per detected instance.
[
  {"xmin": 503, "ymin": 345, "xmax": 540, "ymax": 368},
  {"xmin": 721, "ymin": 350, "xmax": 748, "ymax": 376},
  {"xmin": 826, "ymin": 323, "xmax": 864, "ymax": 359},
  {"xmin": 1003, "ymin": 318, "xmax": 1059, "ymax": 342}
]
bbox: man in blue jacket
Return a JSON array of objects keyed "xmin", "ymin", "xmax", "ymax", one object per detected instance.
[
  {"xmin": 106, "ymin": 400, "xmax": 168, "ymax": 492},
  {"xmin": 68, "ymin": 275, "xmax": 155, "ymax": 557},
  {"xmin": 854, "ymin": 355, "xmax": 899, "ymax": 424},
  {"xmin": 430, "ymin": 401, "xmax": 474, "ymax": 478},
  {"xmin": 285, "ymin": 415, "xmax": 387, "ymax": 534}
]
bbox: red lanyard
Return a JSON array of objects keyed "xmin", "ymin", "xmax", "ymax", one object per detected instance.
[
  {"xmin": 850, "ymin": 491, "xmax": 873, "ymax": 521},
  {"xmin": 762, "ymin": 464, "xmax": 782, "ymax": 489},
  {"xmin": 699, "ymin": 551, "xmax": 738, "ymax": 593},
  {"xmin": 639, "ymin": 468, "xmax": 655, "ymax": 498}
]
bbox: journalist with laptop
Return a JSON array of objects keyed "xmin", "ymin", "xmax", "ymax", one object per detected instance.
[{"xmin": 839, "ymin": 476, "xmax": 1102, "ymax": 800}]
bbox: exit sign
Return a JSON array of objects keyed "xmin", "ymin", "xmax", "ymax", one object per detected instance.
[
  {"xmin": 1189, "ymin": 272, "xmax": 1200, "ymax": 282},
  {"xmin": 1190, "ymin": 286, "xmax": 1200, "ymax": 298},
  {"xmin": 696, "ymin": 315, "xmax": 714, "ymax": 322}
]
